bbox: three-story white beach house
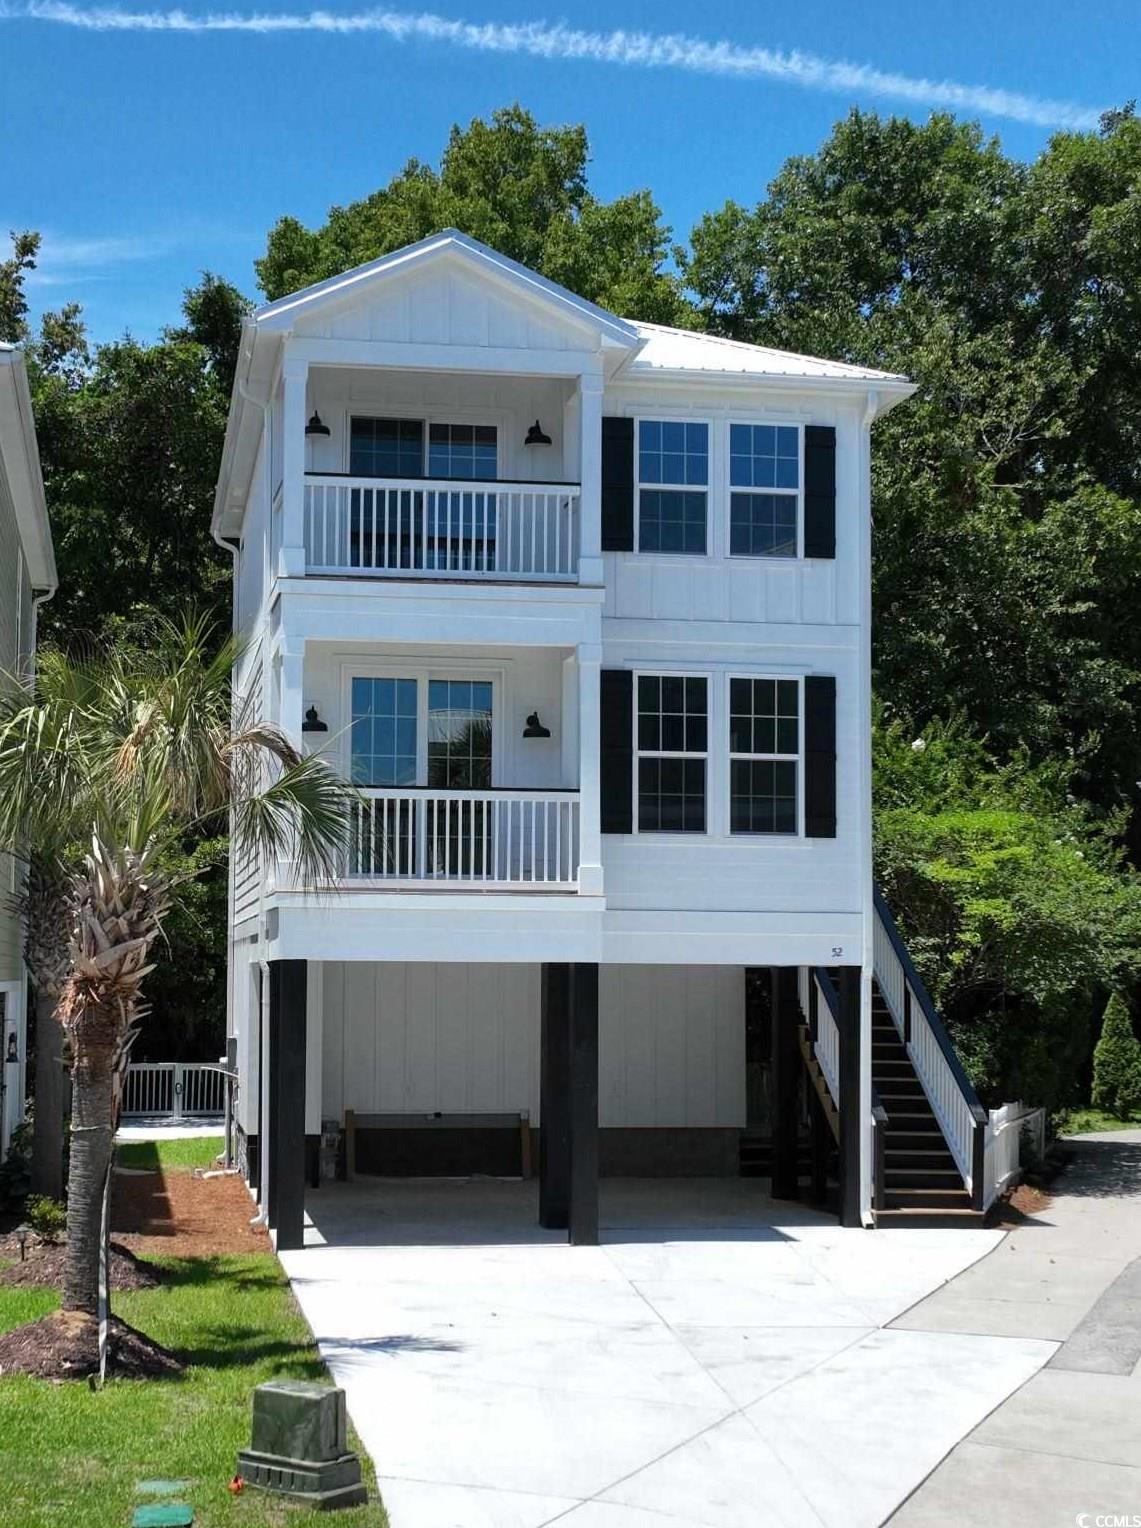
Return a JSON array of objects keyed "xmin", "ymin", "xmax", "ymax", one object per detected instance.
[{"xmin": 215, "ymin": 230, "xmax": 992, "ymax": 1250}]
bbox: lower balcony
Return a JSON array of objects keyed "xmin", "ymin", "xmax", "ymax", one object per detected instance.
[{"xmin": 344, "ymin": 787, "xmax": 581, "ymax": 889}]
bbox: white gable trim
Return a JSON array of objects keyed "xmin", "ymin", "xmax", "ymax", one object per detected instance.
[
  {"xmin": 285, "ymin": 335, "xmax": 605, "ymax": 379},
  {"xmin": 0, "ymin": 347, "xmax": 56, "ymax": 594},
  {"xmin": 255, "ymin": 229, "xmax": 641, "ymax": 351}
]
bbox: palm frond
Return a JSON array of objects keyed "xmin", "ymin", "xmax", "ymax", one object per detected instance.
[{"xmin": 232, "ymin": 753, "xmax": 356, "ymax": 887}]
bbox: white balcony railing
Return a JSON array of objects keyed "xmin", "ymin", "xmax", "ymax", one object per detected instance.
[
  {"xmin": 345, "ymin": 788, "xmax": 581, "ymax": 888},
  {"xmin": 304, "ymin": 476, "xmax": 580, "ymax": 581}
]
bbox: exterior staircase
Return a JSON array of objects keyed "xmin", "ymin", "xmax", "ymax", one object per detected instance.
[
  {"xmin": 789, "ymin": 891, "xmax": 996, "ymax": 1228},
  {"xmin": 871, "ymin": 983, "xmax": 985, "ymax": 1227}
]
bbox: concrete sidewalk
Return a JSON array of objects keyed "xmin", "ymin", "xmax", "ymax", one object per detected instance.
[{"xmin": 889, "ymin": 1129, "xmax": 1141, "ymax": 1527}]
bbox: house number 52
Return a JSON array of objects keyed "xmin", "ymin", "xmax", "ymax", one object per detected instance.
[{"xmin": 831, "ymin": 946, "xmax": 844, "ymax": 958}]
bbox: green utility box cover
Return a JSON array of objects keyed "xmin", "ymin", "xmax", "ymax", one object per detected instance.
[
  {"xmin": 131, "ymin": 1507, "xmax": 194, "ymax": 1528},
  {"xmin": 238, "ymin": 1381, "xmax": 367, "ymax": 1512}
]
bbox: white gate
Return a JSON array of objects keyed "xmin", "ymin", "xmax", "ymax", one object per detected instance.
[{"xmin": 122, "ymin": 1062, "xmax": 229, "ymax": 1120}]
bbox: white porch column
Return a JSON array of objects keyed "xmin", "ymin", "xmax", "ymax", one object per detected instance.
[
  {"xmin": 277, "ymin": 636, "xmax": 305, "ymax": 749},
  {"xmin": 279, "ymin": 353, "xmax": 308, "ymax": 578},
  {"xmin": 274, "ymin": 637, "xmax": 305, "ymax": 890},
  {"xmin": 577, "ymin": 371, "xmax": 604, "ymax": 586},
  {"xmin": 577, "ymin": 641, "xmax": 603, "ymax": 897}
]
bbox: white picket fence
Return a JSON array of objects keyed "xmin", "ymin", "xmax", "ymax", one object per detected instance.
[
  {"xmin": 122, "ymin": 1062, "xmax": 229, "ymax": 1120},
  {"xmin": 984, "ymin": 1102, "xmax": 1046, "ymax": 1204}
]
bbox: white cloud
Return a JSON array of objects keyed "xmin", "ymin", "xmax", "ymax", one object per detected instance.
[
  {"xmin": 0, "ymin": 4, "xmax": 1104, "ymax": 131},
  {"xmin": 0, "ymin": 227, "xmax": 166, "ymax": 287}
]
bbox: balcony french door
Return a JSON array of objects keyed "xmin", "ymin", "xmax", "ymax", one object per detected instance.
[{"xmin": 344, "ymin": 674, "xmax": 578, "ymax": 888}]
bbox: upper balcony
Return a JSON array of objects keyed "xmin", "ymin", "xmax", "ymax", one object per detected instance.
[
  {"xmin": 301, "ymin": 473, "xmax": 581, "ymax": 582},
  {"xmin": 261, "ymin": 357, "xmax": 604, "ymax": 595}
]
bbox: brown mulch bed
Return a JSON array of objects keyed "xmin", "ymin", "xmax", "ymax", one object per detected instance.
[
  {"xmin": 988, "ymin": 1180, "xmax": 1053, "ymax": 1225},
  {"xmin": 110, "ymin": 1165, "xmax": 268, "ymax": 1257},
  {"xmin": 0, "ymin": 1162, "xmax": 267, "ymax": 1378},
  {"xmin": 0, "ymin": 1308, "xmax": 182, "ymax": 1379},
  {"xmin": 1009, "ymin": 1182, "xmax": 1053, "ymax": 1216},
  {"xmin": 0, "ymin": 1239, "xmax": 161, "ymax": 1291}
]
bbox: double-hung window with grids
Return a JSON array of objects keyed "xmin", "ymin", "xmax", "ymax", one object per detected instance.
[
  {"xmin": 729, "ymin": 678, "xmax": 800, "ymax": 834},
  {"xmin": 729, "ymin": 423, "xmax": 800, "ymax": 558},
  {"xmin": 637, "ymin": 420, "xmax": 709, "ymax": 554},
  {"xmin": 636, "ymin": 675, "xmax": 708, "ymax": 833}
]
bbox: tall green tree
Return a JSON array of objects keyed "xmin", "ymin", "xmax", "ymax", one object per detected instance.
[
  {"xmin": 257, "ymin": 105, "xmax": 690, "ymax": 324},
  {"xmin": 683, "ymin": 109, "xmax": 1141, "ymax": 826},
  {"xmin": 1091, "ymin": 993, "xmax": 1141, "ymax": 1117},
  {"xmin": 1, "ymin": 235, "xmax": 245, "ymax": 644}
]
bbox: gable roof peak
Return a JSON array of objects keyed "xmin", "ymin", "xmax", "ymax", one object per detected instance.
[{"xmin": 253, "ymin": 228, "xmax": 641, "ymax": 346}]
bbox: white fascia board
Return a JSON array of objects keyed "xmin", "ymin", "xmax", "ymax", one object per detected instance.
[
  {"xmin": 253, "ymin": 230, "xmax": 642, "ymax": 351},
  {"xmin": 212, "ymin": 320, "xmax": 279, "ymax": 540},
  {"xmin": 268, "ymin": 901, "xmax": 604, "ymax": 965},
  {"xmin": 276, "ymin": 579, "xmax": 603, "ymax": 651},
  {"xmin": 286, "ymin": 335, "xmax": 605, "ymax": 378},
  {"xmin": 608, "ymin": 368, "xmax": 917, "ymax": 411},
  {"xmin": 0, "ymin": 347, "xmax": 56, "ymax": 592}
]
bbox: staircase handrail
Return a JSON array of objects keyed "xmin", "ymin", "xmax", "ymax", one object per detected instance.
[
  {"xmin": 872, "ymin": 889, "xmax": 987, "ymax": 1122},
  {"xmin": 807, "ymin": 966, "xmax": 842, "ymax": 1108},
  {"xmin": 870, "ymin": 1086, "xmax": 889, "ymax": 1211},
  {"xmin": 873, "ymin": 887, "xmax": 988, "ymax": 1204}
]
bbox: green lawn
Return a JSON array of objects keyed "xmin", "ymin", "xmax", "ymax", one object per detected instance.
[
  {"xmin": 1057, "ymin": 1106, "xmax": 1141, "ymax": 1136},
  {"xmin": 0, "ymin": 1253, "xmax": 388, "ymax": 1528},
  {"xmin": 116, "ymin": 1135, "xmax": 226, "ymax": 1171}
]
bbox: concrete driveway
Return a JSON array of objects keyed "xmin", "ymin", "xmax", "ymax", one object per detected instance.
[
  {"xmin": 890, "ymin": 1130, "xmax": 1141, "ymax": 1528},
  {"xmin": 280, "ymin": 1179, "xmax": 1053, "ymax": 1528}
]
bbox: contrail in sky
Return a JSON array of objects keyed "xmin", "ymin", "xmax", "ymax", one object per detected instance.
[{"xmin": 0, "ymin": 3, "xmax": 1104, "ymax": 131}]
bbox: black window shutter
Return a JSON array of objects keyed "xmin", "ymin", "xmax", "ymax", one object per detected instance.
[
  {"xmin": 803, "ymin": 425, "xmax": 836, "ymax": 559},
  {"xmin": 600, "ymin": 668, "xmax": 633, "ymax": 833},
  {"xmin": 601, "ymin": 416, "xmax": 634, "ymax": 552},
  {"xmin": 804, "ymin": 675, "xmax": 837, "ymax": 838}
]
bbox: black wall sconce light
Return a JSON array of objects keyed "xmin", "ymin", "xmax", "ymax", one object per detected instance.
[
  {"xmin": 524, "ymin": 420, "xmax": 552, "ymax": 447},
  {"xmin": 5, "ymin": 1031, "xmax": 18, "ymax": 1063},
  {"xmin": 305, "ymin": 411, "xmax": 331, "ymax": 438},
  {"xmin": 302, "ymin": 706, "xmax": 328, "ymax": 733},
  {"xmin": 522, "ymin": 712, "xmax": 551, "ymax": 739}
]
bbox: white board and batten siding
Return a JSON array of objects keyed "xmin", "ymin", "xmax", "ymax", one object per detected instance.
[
  {"xmin": 0, "ymin": 486, "xmax": 33, "ymax": 986},
  {"xmin": 320, "ymin": 962, "xmax": 745, "ymax": 1129},
  {"xmin": 291, "ymin": 258, "xmax": 603, "ymax": 359},
  {"xmin": 602, "ymin": 646, "xmax": 863, "ymax": 922},
  {"xmin": 601, "ymin": 387, "xmax": 863, "ymax": 629},
  {"xmin": 231, "ymin": 637, "xmax": 266, "ymax": 928}
]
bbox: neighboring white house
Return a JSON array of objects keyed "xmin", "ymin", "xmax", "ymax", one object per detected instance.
[
  {"xmin": 0, "ymin": 344, "xmax": 57, "ymax": 1158},
  {"xmin": 214, "ymin": 230, "xmax": 991, "ymax": 1249}
]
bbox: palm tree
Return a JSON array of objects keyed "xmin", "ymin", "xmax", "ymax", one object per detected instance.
[
  {"xmin": 0, "ymin": 614, "xmax": 352, "ymax": 1350},
  {"xmin": 22, "ymin": 856, "xmax": 73, "ymax": 1198}
]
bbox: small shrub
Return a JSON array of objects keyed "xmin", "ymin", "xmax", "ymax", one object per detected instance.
[
  {"xmin": 1091, "ymin": 994, "xmax": 1141, "ymax": 1118},
  {"xmin": 25, "ymin": 1193, "xmax": 67, "ymax": 1241},
  {"xmin": 0, "ymin": 1120, "xmax": 32, "ymax": 1209}
]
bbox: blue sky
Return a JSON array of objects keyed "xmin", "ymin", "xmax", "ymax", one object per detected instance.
[{"xmin": 1, "ymin": 0, "xmax": 1137, "ymax": 343}]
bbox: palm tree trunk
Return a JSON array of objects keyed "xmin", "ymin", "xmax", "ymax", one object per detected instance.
[
  {"xmin": 63, "ymin": 1036, "xmax": 115, "ymax": 1316},
  {"xmin": 31, "ymin": 991, "xmax": 67, "ymax": 1199}
]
